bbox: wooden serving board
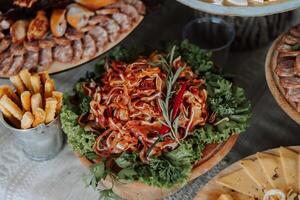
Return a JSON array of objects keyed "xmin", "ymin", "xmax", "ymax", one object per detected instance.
[
  {"xmin": 76, "ymin": 135, "xmax": 238, "ymax": 200},
  {"xmin": 0, "ymin": 16, "xmax": 143, "ymax": 78},
  {"xmin": 195, "ymin": 146, "xmax": 300, "ymax": 200},
  {"xmin": 265, "ymin": 35, "xmax": 300, "ymax": 124}
]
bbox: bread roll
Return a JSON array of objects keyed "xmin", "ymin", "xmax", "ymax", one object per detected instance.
[
  {"xmin": 66, "ymin": 3, "xmax": 94, "ymax": 30},
  {"xmin": 51, "ymin": 9, "xmax": 67, "ymax": 37},
  {"xmin": 10, "ymin": 20, "xmax": 28, "ymax": 44},
  {"xmin": 75, "ymin": 0, "xmax": 118, "ymax": 10},
  {"xmin": 27, "ymin": 10, "xmax": 49, "ymax": 41}
]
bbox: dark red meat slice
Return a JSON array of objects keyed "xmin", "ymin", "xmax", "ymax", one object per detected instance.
[{"xmin": 280, "ymin": 77, "xmax": 300, "ymax": 89}]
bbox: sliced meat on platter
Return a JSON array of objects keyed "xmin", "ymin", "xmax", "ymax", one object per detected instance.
[
  {"xmin": 24, "ymin": 40, "xmax": 39, "ymax": 52},
  {"xmin": 39, "ymin": 39, "xmax": 55, "ymax": 48},
  {"xmin": 123, "ymin": 0, "xmax": 146, "ymax": 14},
  {"xmin": 109, "ymin": 2, "xmax": 140, "ymax": 21},
  {"xmin": 65, "ymin": 28, "xmax": 84, "ymax": 41},
  {"xmin": 274, "ymin": 24, "xmax": 300, "ymax": 112},
  {"xmin": 0, "ymin": 0, "xmax": 145, "ymax": 76},
  {"xmin": 88, "ymin": 26, "xmax": 108, "ymax": 50},
  {"xmin": 0, "ymin": 38, "xmax": 11, "ymax": 54},
  {"xmin": 10, "ymin": 44, "xmax": 26, "ymax": 56},
  {"xmin": 39, "ymin": 48, "xmax": 53, "ymax": 70},
  {"xmin": 280, "ymin": 77, "xmax": 300, "ymax": 89},
  {"xmin": 7, "ymin": 55, "xmax": 24, "ymax": 75},
  {"xmin": 286, "ymin": 88, "xmax": 300, "ymax": 102},
  {"xmin": 95, "ymin": 8, "xmax": 119, "ymax": 16},
  {"xmin": 0, "ymin": 53, "xmax": 13, "ymax": 75},
  {"xmin": 82, "ymin": 34, "xmax": 96, "ymax": 58},
  {"xmin": 112, "ymin": 13, "xmax": 130, "ymax": 31},
  {"xmin": 88, "ymin": 15, "xmax": 110, "ymax": 26},
  {"xmin": 104, "ymin": 18, "xmax": 120, "ymax": 42},
  {"xmin": 72, "ymin": 39, "xmax": 83, "ymax": 61},
  {"xmin": 23, "ymin": 51, "xmax": 39, "ymax": 70},
  {"xmin": 275, "ymin": 60, "xmax": 295, "ymax": 77},
  {"xmin": 53, "ymin": 44, "xmax": 73, "ymax": 63},
  {"xmin": 53, "ymin": 37, "xmax": 71, "ymax": 46}
]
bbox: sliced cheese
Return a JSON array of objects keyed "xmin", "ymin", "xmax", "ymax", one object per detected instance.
[
  {"xmin": 257, "ymin": 152, "xmax": 287, "ymax": 191},
  {"xmin": 217, "ymin": 194, "xmax": 234, "ymax": 200},
  {"xmin": 216, "ymin": 168, "xmax": 264, "ymax": 199},
  {"xmin": 279, "ymin": 147, "xmax": 298, "ymax": 191},
  {"xmin": 240, "ymin": 158, "xmax": 272, "ymax": 190}
]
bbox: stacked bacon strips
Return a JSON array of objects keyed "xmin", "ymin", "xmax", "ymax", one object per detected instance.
[
  {"xmin": 0, "ymin": 0, "xmax": 145, "ymax": 76},
  {"xmin": 80, "ymin": 55, "xmax": 208, "ymax": 163},
  {"xmin": 275, "ymin": 25, "xmax": 300, "ymax": 112}
]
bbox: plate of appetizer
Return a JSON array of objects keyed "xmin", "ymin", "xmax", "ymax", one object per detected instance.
[
  {"xmin": 61, "ymin": 41, "xmax": 251, "ymax": 199},
  {"xmin": 176, "ymin": 0, "xmax": 300, "ymax": 17},
  {"xmin": 0, "ymin": 0, "xmax": 145, "ymax": 77},
  {"xmin": 265, "ymin": 24, "xmax": 300, "ymax": 124},
  {"xmin": 196, "ymin": 146, "xmax": 300, "ymax": 200}
]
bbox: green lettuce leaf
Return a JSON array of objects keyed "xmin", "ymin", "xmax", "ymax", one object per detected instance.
[{"xmin": 60, "ymin": 95, "xmax": 96, "ymax": 156}]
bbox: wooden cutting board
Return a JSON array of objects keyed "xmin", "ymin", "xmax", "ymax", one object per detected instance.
[
  {"xmin": 265, "ymin": 35, "xmax": 300, "ymax": 124},
  {"xmin": 0, "ymin": 16, "xmax": 143, "ymax": 78},
  {"xmin": 195, "ymin": 146, "xmax": 300, "ymax": 200},
  {"xmin": 76, "ymin": 135, "xmax": 239, "ymax": 200}
]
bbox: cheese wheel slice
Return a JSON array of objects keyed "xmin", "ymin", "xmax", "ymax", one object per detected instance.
[
  {"xmin": 278, "ymin": 147, "xmax": 298, "ymax": 191},
  {"xmin": 257, "ymin": 152, "xmax": 287, "ymax": 191},
  {"xmin": 240, "ymin": 159, "xmax": 272, "ymax": 190},
  {"xmin": 216, "ymin": 168, "xmax": 264, "ymax": 199}
]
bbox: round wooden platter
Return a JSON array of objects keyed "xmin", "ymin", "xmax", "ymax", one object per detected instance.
[
  {"xmin": 195, "ymin": 146, "xmax": 300, "ymax": 200},
  {"xmin": 176, "ymin": 0, "xmax": 300, "ymax": 17},
  {"xmin": 265, "ymin": 35, "xmax": 300, "ymax": 125},
  {"xmin": 76, "ymin": 135, "xmax": 238, "ymax": 200},
  {"xmin": 0, "ymin": 16, "xmax": 143, "ymax": 78}
]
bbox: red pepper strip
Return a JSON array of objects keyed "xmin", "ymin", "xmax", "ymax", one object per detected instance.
[
  {"xmin": 159, "ymin": 83, "xmax": 188, "ymax": 135},
  {"xmin": 171, "ymin": 82, "xmax": 187, "ymax": 120}
]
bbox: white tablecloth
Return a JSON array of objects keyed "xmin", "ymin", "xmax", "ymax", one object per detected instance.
[{"xmin": 0, "ymin": 130, "xmax": 99, "ymax": 200}]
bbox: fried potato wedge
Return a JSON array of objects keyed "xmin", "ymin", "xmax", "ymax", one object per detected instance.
[
  {"xmin": 0, "ymin": 95, "xmax": 23, "ymax": 120},
  {"xmin": 32, "ymin": 108, "xmax": 46, "ymax": 127},
  {"xmin": 31, "ymin": 93, "xmax": 42, "ymax": 113},
  {"xmin": 21, "ymin": 91, "xmax": 31, "ymax": 112},
  {"xmin": 0, "ymin": 85, "xmax": 21, "ymax": 105},
  {"xmin": 0, "ymin": 103, "xmax": 20, "ymax": 128},
  {"xmin": 19, "ymin": 69, "xmax": 33, "ymax": 92},
  {"xmin": 44, "ymin": 79, "xmax": 55, "ymax": 98},
  {"xmin": 45, "ymin": 97, "xmax": 57, "ymax": 124},
  {"xmin": 31, "ymin": 74, "xmax": 41, "ymax": 94},
  {"xmin": 52, "ymin": 91, "xmax": 63, "ymax": 114},
  {"xmin": 10, "ymin": 75, "xmax": 26, "ymax": 95},
  {"xmin": 38, "ymin": 71, "xmax": 50, "ymax": 84},
  {"xmin": 21, "ymin": 111, "xmax": 34, "ymax": 129}
]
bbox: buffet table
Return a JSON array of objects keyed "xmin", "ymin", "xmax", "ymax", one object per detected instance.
[{"xmin": 0, "ymin": 1, "xmax": 299, "ymax": 199}]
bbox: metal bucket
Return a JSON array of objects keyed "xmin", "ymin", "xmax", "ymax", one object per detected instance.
[{"xmin": 0, "ymin": 113, "xmax": 64, "ymax": 161}]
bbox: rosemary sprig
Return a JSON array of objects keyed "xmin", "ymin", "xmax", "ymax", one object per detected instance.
[{"xmin": 158, "ymin": 46, "xmax": 186, "ymax": 143}]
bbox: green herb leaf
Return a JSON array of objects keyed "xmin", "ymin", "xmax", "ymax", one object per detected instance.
[
  {"xmin": 115, "ymin": 153, "xmax": 137, "ymax": 169},
  {"xmin": 80, "ymin": 96, "xmax": 92, "ymax": 115},
  {"xmin": 99, "ymin": 189, "xmax": 121, "ymax": 200}
]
